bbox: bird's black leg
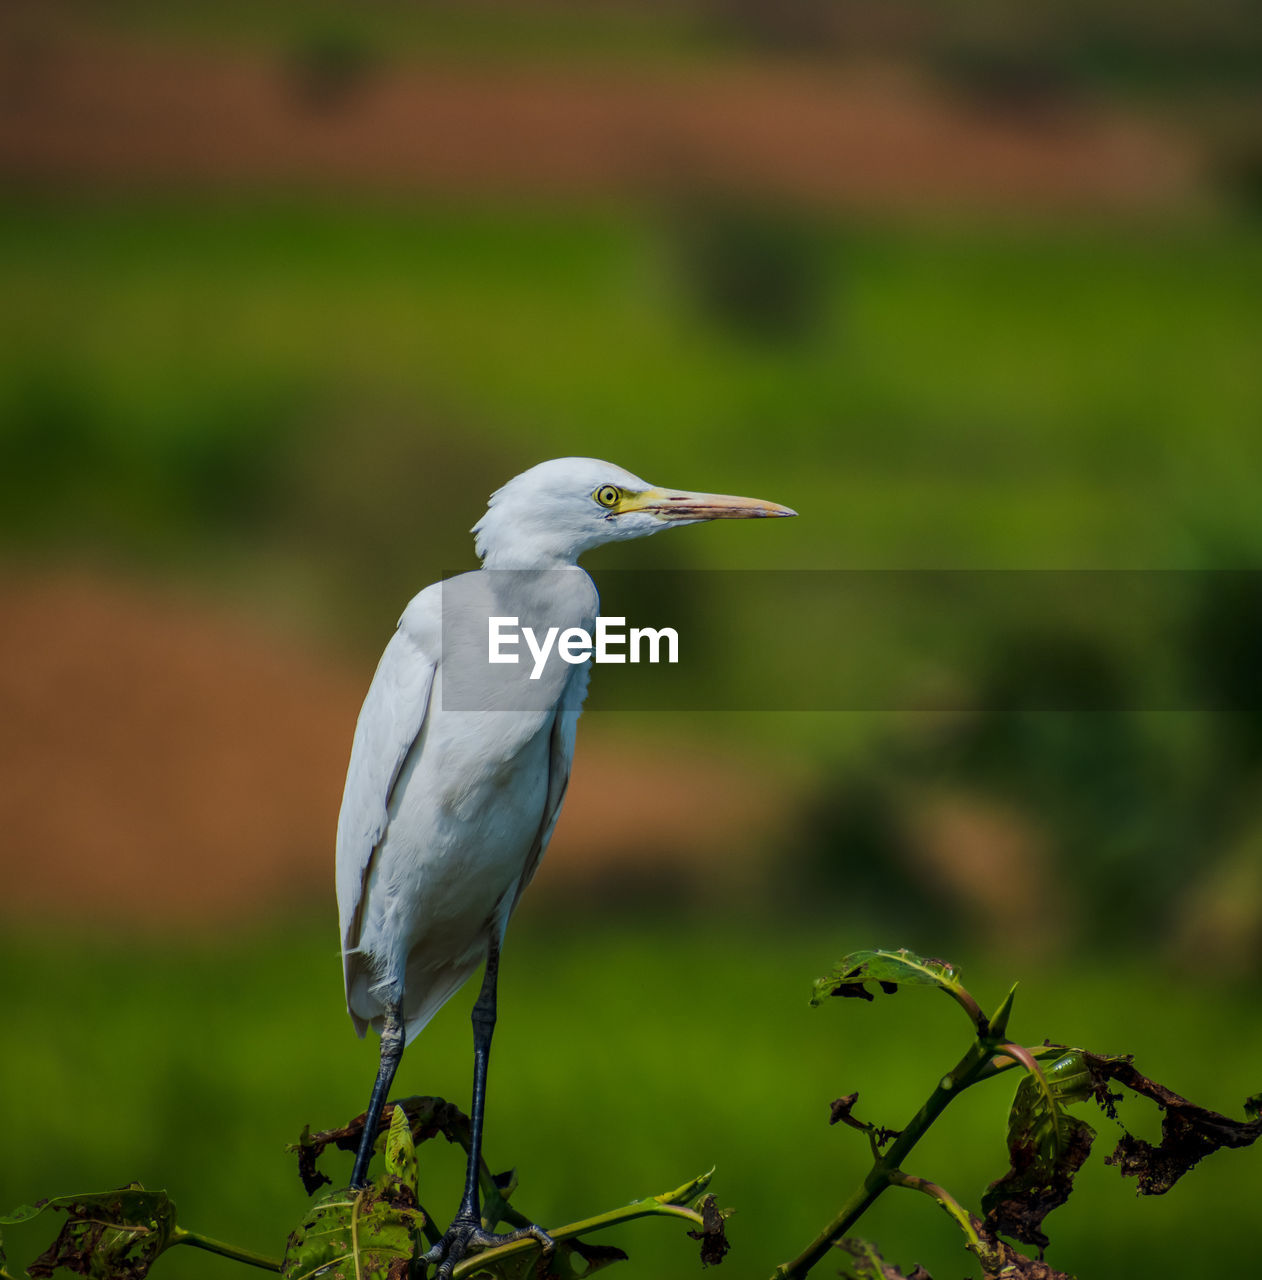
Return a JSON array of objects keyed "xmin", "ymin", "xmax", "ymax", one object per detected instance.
[
  {"xmin": 349, "ymin": 998, "xmax": 405, "ymax": 1190},
  {"xmin": 422, "ymin": 942, "xmax": 553, "ymax": 1279}
]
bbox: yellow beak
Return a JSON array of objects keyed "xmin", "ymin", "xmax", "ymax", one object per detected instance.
[{"xmin": 625, "ymin": 487, "xmax": 797, "ymax": 522}]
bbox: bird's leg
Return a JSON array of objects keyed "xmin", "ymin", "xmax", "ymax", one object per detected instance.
[
  {"xmin": 461, "ymin": 941, "xmax": 499, "ymax": 1223},
  {"xmin": 422, "ymin": 942, "xmax": 553, "ymax": 1279},
  {"xmin": 349, "ymin": 998, "xmax": 405, "ymax": 1190}
]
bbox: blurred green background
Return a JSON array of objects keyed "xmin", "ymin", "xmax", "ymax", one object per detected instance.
[{"xmin": 2, "ymin": 2, "xmax": 1260, "ymax": 1278}]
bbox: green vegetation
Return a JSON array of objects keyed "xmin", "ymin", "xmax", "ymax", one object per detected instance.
[
  {"xmin": 2, "ymin": 915, "xmax": 1260, "ymax": 1279},
  {"xmin": 3, "ymin": 200, "xmax": 1260, "ymax": 623}
]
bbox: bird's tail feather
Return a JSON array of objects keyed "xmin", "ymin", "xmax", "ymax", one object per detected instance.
[{"xmin": 346, "ymin": 951, "xmax": 480, "ymax": 1047}]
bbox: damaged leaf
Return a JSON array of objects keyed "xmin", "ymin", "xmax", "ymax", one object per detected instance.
[
  {"xmin": 686, "ymin": 1195, "xmax": 729, "ymax": 1268},
  {"xmin": 291, "ymin": 1126, "xmax": 331, "ymax": 1196},
  {"xmin": 1, "ymin": 1186, "xmax": 178, "ymax": 1280},
  {"xmin": 281, "ymin": 1182, "xmax": 423, "ymax": 1280},
  {"xmin": 1083, "ymin": 1053, "xmax": 1262, "ymax": 1195},
  {"xmin": 811, "ymin": 951, "xmax": 972, "ymax": 1021},
  {"xmin": 982, "ymin": 1060, "xmax": 1096, "ymax": 1251},
  {"xmin": 382, "ymin": 1106, "xmax": 419, "ymax": 1199},
  {"xmin": 557, "ymin": 1238, "xmax": 630, "ymax": 1278},
  {"xmin": 1014, "ymin": 1053, "xmax": 1093, "ymax": 1166},
  {"xmin": 292, "ymin": 1097, "xmax": 471, "ymax": 1196}
]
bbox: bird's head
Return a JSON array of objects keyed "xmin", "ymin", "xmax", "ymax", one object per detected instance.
[{"xmin": 473, "ymin": 457, "xmax": 796, "ymax": 568}]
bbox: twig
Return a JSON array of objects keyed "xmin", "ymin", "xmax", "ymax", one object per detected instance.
[{"xmin": 171, "ymin": 1228, "xmax": 282, "ymax": 1272}]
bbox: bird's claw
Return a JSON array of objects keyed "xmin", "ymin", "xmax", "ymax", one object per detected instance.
[{"xmin": 422, "ymin": 1214, "xmax": 554, "ymax": 1279}]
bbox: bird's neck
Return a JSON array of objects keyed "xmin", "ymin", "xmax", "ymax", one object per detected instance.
[{"xmin": 479, "ymin": 547, "xmax": 581, "ymax": 571}]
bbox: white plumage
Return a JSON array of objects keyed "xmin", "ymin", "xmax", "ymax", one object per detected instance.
[
  {"xmin": 336, "ymin": 565, "xmax": 592, "ymax": 1043},
  {"xmin": 333, "ymin": 456, "xmax": 793, "ymax": 1267}
]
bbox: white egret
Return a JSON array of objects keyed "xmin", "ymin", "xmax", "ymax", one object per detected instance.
[{"xmin": 336, "ymin": 456, "xmax": 794, "ymax": 1275}]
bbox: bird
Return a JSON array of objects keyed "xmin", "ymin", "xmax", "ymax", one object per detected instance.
[{"xmin": 336, "ymin": 456, "xmax": 795, "ymax": 1276}]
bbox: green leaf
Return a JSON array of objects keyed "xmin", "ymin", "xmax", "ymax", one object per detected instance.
[
  {"xmin": 0, "ymin": 1207, "xmax": 45, "ymax": 1228},
  {"xmin": 811, "ymin": 949, "xmax": 966, "ymax": 1006},
  {"xmin": 1018, "ymin": 1051, "xmax": 1094, "ymax": 1163},
  {"xmin": 282, "ymin": 1184, "xmax": 423, "ymax": 1280},
  {"xmin": 986, "ymin": 984, "xmax": 1019, "ymax": 1039},
  {"xmin": 982, "ymin": 1053, "xmax": 1096, "ymax": 1250},
  {"xmin": 383, "ymin": 1106, "xmax": 418, "ymax": 1197},
  {"xmin": 2, "ymin": 1186, "xmax": 178, "ymax": 1280},
  {"xmin": 480, "ymin": 1169, "xmax": 519, "ymax": 1235},
  {"xmin": 654, "ymin": 1170, "xmax": 713, "ymax": 1208}
]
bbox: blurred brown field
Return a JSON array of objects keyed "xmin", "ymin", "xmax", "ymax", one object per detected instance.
[
  {"xmin": 0, "ymin": 567, "xmax": 790, "ymax": 924},
  {"xmin": 0, "ymin": 17, "xmax": 1197, "ymax": 215}
]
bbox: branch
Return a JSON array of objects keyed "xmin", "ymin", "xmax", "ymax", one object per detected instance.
[
  {"xmin": 770, "ymin": 1036, "xmax": 996, "ymax": 1279},
  {"xmin": 450, "ymin": 1189, "xmax": 708, "ymax": 1279},
  {"xmin": 888, "ymin": 1173, "xmax": 982, "ymax": 1252},
  {"xmin": 171, "ymin": 1228, "xmax": 281, "ymax": 1273}
]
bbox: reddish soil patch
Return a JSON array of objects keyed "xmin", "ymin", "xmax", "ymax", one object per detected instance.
[
  {"xmin": 0, "ymin": 567, "xmax": 787, "ymax": 929},
  {"xmin": 0, "ymin": 22, "xmax": 1198, "ymax": 215}
]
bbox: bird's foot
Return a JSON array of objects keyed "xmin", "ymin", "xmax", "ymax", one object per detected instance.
[{"xmin": 422, "ymin": 1213, "xmax": 553, "ymax": 1280}]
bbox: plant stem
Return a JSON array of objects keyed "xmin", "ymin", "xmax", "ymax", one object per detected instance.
[
  {"xmin": 170, "ymin": 1227, "xmax": 281, "ymax": 1272},
  {"xmin": 770, "ymin": 1038, "xmax": 994, "ymax": 1280},
  {"xmin": 449, "ymin": 1196, "xmax": 704, "ymax": 1279},
  {"xmin": 971, "ymin": 1042, "xmax": 1064, "ymax": 1086},
  {"xmin": 888, "ymin": 1173, "xmax": 982, "ymax": 1251}
]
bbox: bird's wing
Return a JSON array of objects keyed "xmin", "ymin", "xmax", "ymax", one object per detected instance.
[
  {"xmin": 508, "ymin": 663, "xmax": 585, "ymax": 913},
  {"xmin": 335, "ymin": 587, "xmax": 440, "ymax": 1002}
]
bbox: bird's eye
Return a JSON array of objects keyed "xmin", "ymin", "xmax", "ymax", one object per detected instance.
[{"xmin": 593, "ymin": 485, "xmax": 621, "ymax": 509}]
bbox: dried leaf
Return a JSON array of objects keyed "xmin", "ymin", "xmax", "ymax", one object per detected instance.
[
  {"xmin": 827, "ymin": 1094, "xmax": 899, "ymax": 1147},
  {"xmin": 1082, "ymin": 1053, "xmax": 1262, "ymax": 1195},
  {"xmin": 292, "ymin": 1125, "xmax": 331, "ymax": 1196},
  {"xmin": 982, "ymin": 1063, "xmax": 1095, "ymax": 1251},
  {"xmin": 563, "ymin": 1238, "xmax": 630, "ymax": 1276},
  {"xmin": 291, "ymin": 1097, "xmax": 470, "ymax": 1195},
  {"xmin": 829, "ymin": 1093, "xmax": 864, "ymax": 1129},
  {"xmin": 686, "ymin": 1195, "xmax": 729, "ymax": 1267}
]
